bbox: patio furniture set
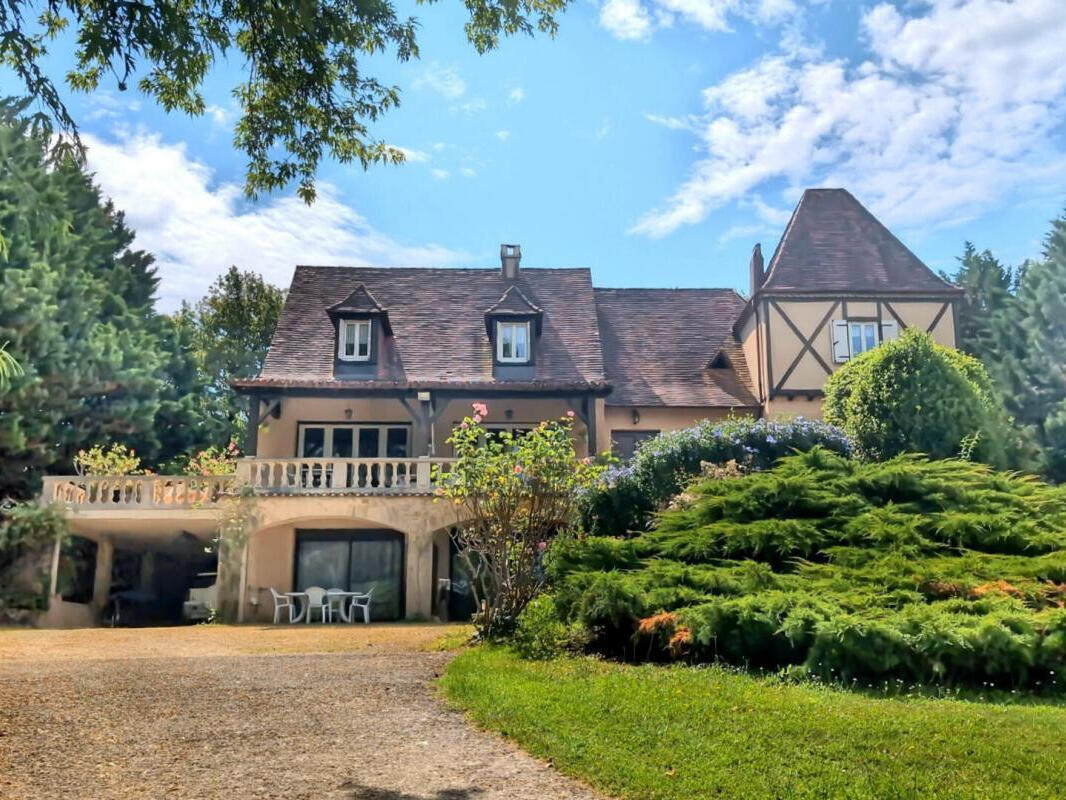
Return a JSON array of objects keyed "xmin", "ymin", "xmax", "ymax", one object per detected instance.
[{"xmin": 269, "ymin": 587, "xmax": 373, "ymax": 624}]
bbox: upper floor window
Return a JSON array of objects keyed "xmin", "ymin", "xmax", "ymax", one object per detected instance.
[
  {"xmin": 832, "ymin": 319, "xmax": 898, "ymax": 363},
  {"xmin": 496, "ymin": 320, "xmax": 530, "ymax": 363},
  {"xmin": 339, "ymin": 319, "xmax": 372, "ymax": 361}
]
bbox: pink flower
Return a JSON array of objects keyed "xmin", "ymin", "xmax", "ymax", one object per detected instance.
[
  {"xmin": 473, "ymin": 414, "xmax": 483, "ymax": 423},
  {"xmin": 514, "ymin": 465, "xmax": 524, "ymax": 474},
  {"xmin": 566, "ymin": 410, "xmax": 575, "ymax": 418},
  {"xmin": 537, "ymin": 541, "xmax": 548, "ymax": 552},
  {"xmin": 460, "ymin": 421, "xmax": 469, "ymax": 429},
  {"xmin": 581, "ymin": 457, "xmax": 592, "ymax": 465},
  {"xmin": 472, "ymin": 402, "xmax": 488, "ymax": 416}
]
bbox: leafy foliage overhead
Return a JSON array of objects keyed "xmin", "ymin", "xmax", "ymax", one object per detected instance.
[
  {"xmin": 552, "ymin": 448, "xmax": 1066, "ymax": 690},
  {"xmin": 0, "ymin": 0, "xmax": 571, "ymax": 201}
]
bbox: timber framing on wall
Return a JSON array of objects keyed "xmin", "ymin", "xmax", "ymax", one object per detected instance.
[{"xmin": 761, "ymin": 294, "xmax": 959, "ymax": 400}]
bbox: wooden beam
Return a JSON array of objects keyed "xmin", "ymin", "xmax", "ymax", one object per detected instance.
[
  {"xmin": 770, "ymin": 299, "xmax": 837, "ymax": 394},
  {"xmin": 244, "ymin": 396, "xmax": 261, "ymax": 456}
]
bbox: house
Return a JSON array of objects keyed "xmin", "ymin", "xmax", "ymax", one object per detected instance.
[{"xmin": 37, "ymin": 188, "xmax": 961, "ymax": 627}]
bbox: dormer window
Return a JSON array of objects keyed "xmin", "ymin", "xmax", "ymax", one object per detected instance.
[
  {"xmin": 339, "ymin": 319, "xmax": 372, "ymax": 361},
  {"xmin": 496, "ymin": 320, "xmax": 530, "ymax": 363}
]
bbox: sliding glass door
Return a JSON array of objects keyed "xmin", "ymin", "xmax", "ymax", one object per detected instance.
[{"xmin": 294, "ymin": 530, "xmax": 405, "ymax": 620}]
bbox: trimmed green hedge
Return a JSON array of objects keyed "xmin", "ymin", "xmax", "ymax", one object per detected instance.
[
  {"xmin": 553, "ymin": 448, "xmax": 1066, "ymax": 690},
  {"xmin": 580, "ymin": 417, "xmax": 852, "ymax": 536}
]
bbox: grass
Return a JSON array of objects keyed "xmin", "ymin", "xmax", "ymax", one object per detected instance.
[{"xmin": 441, "ymin": 647, "xmax": 1066, "ymax": 800}]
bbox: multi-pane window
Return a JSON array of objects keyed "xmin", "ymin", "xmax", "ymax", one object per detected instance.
[
  {"xmin": 832, "ymin": 319, "xmax": 898, "ymax": 362},
  {"xmin": 299, "ymin": 424, "xmax": 410, "ymax": 458},
  {"xmin": 849, "ymin": 321, "xmax": 879, "ymax": 356},
  {"xmin": 339, "ymin": 319, "xmax": 372, "ymax": 361},
  {"xmin": 496, "ymin": 320, "xmax": 530, "ymax": 363}
]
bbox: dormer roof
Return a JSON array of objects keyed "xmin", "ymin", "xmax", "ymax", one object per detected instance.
[
  {"xmin": 483, "ymin": 284, "xmax": 544, "ymax": 335},
  {"xmin": 326, "ymin": 284, "xmax": 392, "ymax": 334}
]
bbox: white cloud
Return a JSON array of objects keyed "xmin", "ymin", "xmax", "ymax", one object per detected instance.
[
  {"xmin": 600, "ymin": 0, "xmax": 653, "ymax": 40},
  {"xmin": 461, "ymin": 167, "xmax": 477, "ymax": 178},
  {"xmin": 451, "ymin": 98, "xmax": 487, "ymax": 114},
  {"xmin": 599, "ymin": 0, "xmax": 799, "ymax": 41},
  {"xmin": 508, "ymin": 87, "xmax": 525, "ymax": 103},
  {"xmin": 431, "ymin": 168, "xmax": 450, "ymax": 180},
  {"xmin": 495, "ymin": 130, "xmax": 511, "ymax": 141},
  {"xmin": 632, "ymin": 0, "xmax": 1066, "ymax": 238},
  {"xmin": 395, "ymin": 146, "xmax": 430, "ymax": 163},
  {"xmin": 413, "ymin": 63, "xmax": 466, "ymax": 99},
  {"xmin": 83, "ymin": 130, "xmax": 466, "ymax": 310}
]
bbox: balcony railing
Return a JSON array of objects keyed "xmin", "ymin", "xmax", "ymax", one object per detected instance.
[
  {"xmin": 41, "ymin": 458, "xmax": 456, "ymax": 510},
  {"xmin": 41, "ymin": 475, "xmax": 235, "ymax": 509},
  {"xmin": 237, "ymin": 457, "xmax": 454, "ymax": 494}
]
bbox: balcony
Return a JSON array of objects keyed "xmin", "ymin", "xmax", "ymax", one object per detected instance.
[
  {"xmin": 41, "ymin": 457, "xmax": 456, "ymax": 510},
  {"xmin": 238, "ymin": 457, "xmax": 454, "ymax": 495}
]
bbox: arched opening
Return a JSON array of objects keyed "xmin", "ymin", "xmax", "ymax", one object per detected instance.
[{"xmin": 292, "ymin": 528, "xmax": 406, "ymax": 621}]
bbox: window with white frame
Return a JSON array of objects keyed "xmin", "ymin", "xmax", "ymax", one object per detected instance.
[
  {"xmin": 339, "ymin": 319, "xmax": 372, "ymax": 361},
  {"xmin": 496, "ymin": 320, "xmax": 530, "ymax": 363},
  {"xmin": 831, "ymin": 319, "xmax": 898, "ymax": 363}
]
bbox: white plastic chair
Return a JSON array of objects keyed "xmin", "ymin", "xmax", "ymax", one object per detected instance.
[
  {"xmin": 303, "ymin": 586, "xmax": 330, "ymax": 624},
  {"xmin": 269, "ymin": 588, "xmax": 295, "ymax": 624},
  {"xmin": 348, "ymin": 589, "xmax": 374, "ymax": 625},
  {"xmin": 325, "ymin": 588, "xmax": 347, "ymax": 623}
]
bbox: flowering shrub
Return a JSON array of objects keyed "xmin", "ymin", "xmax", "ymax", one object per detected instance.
[
  {"xmin": 434, "ymin": 403, "xmax": 610, "ymax": 640},
  {"xmin": 74, "ymin": 444, "xmax": 148, "ymax": 476},
  {"xmin": 581, "ymin": 416, "xmax": 852, "ymax": 535},
  {"xmin": 180, "ymin": 440, "xmax": 241, "ymax": 475}
]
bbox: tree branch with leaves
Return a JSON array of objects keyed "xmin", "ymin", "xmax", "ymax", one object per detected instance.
[{"xmin": 0, "ymin": 0, "xmax": 571, "ymax": 201}]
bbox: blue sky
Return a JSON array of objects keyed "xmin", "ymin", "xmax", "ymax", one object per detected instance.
[{"xmin": 5, "ymin": 0, "xmax": 1066, "ymax": 309}]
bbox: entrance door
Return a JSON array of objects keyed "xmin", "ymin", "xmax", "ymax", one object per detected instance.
[{"xmin": 294, "ymin": 530, "xmax": 405, "ymax": 620}]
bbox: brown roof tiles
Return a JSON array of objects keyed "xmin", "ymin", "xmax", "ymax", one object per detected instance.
[
  {"xmin": 761, "ymin": 189, "xmax": 962, "ymax": 294},
  {"xmin": 593, "ymin": 288, "xmax": 759, "ymax": 408}
]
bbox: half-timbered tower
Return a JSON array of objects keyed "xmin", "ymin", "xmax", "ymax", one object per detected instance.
[{"xmin": 735, "ymin": 188, "xmax": 963, "ymax": 418}]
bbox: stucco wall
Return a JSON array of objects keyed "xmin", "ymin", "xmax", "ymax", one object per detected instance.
[
  {"xmin": 764, "ymin": 297, "xmax": 957, "ymax": 397},
  {"xmin": 242, "ymin": 494, "xmax": 467, "ymax": 623},
  {"xmin": 255, "ymin": 395, "xmax": 590, "ymax": 458},
  {"xmin": 603, "ymin": 406, "xmax": 745, "ymax": 452}
]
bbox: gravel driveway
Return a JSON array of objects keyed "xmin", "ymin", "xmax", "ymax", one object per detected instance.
[{"xmin": 0, "ymin": 626, "xmax": 599, "ymax": 800}]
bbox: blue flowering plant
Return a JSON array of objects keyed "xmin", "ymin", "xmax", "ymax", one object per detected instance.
[{"xmin": 581, "ymin": 416, "xmax": 851, "ymax": 535}]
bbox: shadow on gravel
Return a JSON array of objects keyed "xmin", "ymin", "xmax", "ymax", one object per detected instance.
[{"xmin": 341, "ymin": 783, "xmax": 484, "ymax": 800}]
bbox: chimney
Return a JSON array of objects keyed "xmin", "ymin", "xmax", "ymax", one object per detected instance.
[
  {"xmin": 749, "ymin": 243, "xmax": 764, "ymax": 293},
  {"xmin": 500, "ymin": 243, "xmax": 521, "ymax": 279}
]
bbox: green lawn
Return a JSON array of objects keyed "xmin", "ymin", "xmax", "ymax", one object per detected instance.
[{"xmin": 441, "ymin": 647, "xmax": 1066, "ymax": 800}]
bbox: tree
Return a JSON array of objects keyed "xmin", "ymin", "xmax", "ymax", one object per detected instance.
[
  {"xmin": 193, "ymin": 266, "xmax": 285, "ymax": 446},
  {"xmin": 823, "ymin": 328, "xmax": 1014, "ymax": 466},
  {"xmin": 435, "ymin": 404, "xmax": 608, "ymax": 640},
  {"xmin": 950, "ymin": 243, "xmax": 1027, "ymax": 415},
  {"xmin": 0, "ymin": 343, "xmax": 22, "ymax": 391},
  {"xmin": 0, "ymin": 0, "xmax": 570, "ymax": 202},
  {"xmin": 1014, "ymin": 214, "xmax": 1066, "ymax": 481},
  {"xmin": 0, "ymin": 108, "xmax": 165, "ymax": 498}
]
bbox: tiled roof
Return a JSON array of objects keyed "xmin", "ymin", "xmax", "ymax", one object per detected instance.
[
  {"xmin": 327, "ymin": 285, "xmax": 387, "ymax": 315},
  {"xmin": 255, "ymin": 266, "xmax": 606, "ymax": 388},
  {"xmin": 762, "ymin": 189, "xmax": 962, "ymax": 294},
  {"xmin": 594, "ymin": 289, "xmax": 759, "ymax": 408}
]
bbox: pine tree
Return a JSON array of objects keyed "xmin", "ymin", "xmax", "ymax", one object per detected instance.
[
  {"xmin": 1016, "ymin": 213, "xmax": 1066, "ymax": 481},
  {"xmin": 0, "ymin": 110, "xmax": 164, "ymax": 497}
]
